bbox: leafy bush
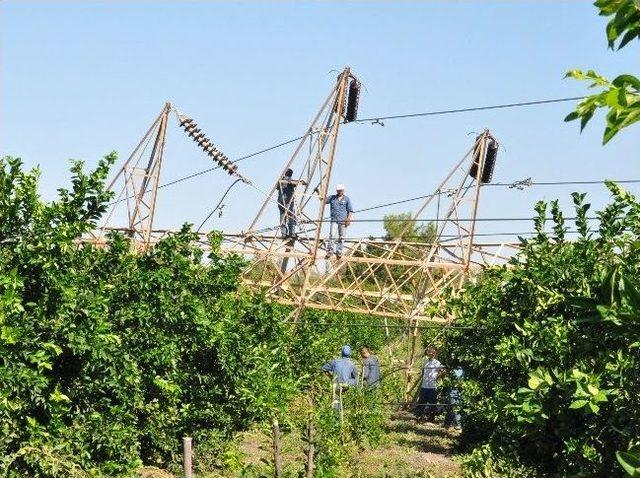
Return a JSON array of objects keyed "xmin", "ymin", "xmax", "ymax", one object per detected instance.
[
  {"xmin": 439, "ymin": 183, "xmax": 640, "ymax": 476},
  {"xmin": 0, "ymin": 156, "xmax": 305, "ymax": 476},
  {"xmin": 0, "ymin": 155, "xmax": 397, "ymax": 477}
]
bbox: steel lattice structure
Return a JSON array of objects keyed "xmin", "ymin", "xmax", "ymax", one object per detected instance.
[{"xmin": 88, "ymin": 67, "xmax": 519, "ymax": 324}]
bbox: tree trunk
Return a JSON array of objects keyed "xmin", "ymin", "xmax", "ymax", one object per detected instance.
[
  {"xmin": 305, "ymin": 396, "xmax": 315, "ymax": 478},
  {"xmin": 404, "ymin": 320, "xmax": 420, "ymax": 403},
  {"xmin": 272, "ymin": 418, "xmax": 282, "ymax": 478}
]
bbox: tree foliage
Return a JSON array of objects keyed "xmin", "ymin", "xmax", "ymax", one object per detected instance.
[
  {"xmin": 382, "ymin": 212, "xmax": 436, "ymax": 243},
  {"xmin": 0, "ymin": 155, "xmax": 393, "ymax": 476},
  {"xmin": 565, "ymin": 0, "xmax": 640, "ymax": 144},
  {"xmin": 439, "ymin": 184, "xmax": 640, "ymax": 476}
]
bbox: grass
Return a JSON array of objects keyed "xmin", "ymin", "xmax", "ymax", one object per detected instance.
[{"xmin": 228, "ymin": 410, "xmax": 461, "ymax": 478}]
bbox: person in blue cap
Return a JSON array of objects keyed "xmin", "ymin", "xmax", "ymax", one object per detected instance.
[
  {"xmin": 322, "ymin": 345, "xmax": 359, "ymax": 387},
  {"xmin": 322, "ymin": 345, "xmax": 359, "ymax": 413}
]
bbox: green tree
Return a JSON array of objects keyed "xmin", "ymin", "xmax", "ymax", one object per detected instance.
[
  {"xmin": 0, "ymin": 156, "xmax": 318, "ymax": 476},
  {"xmin": 439, "ymin": 184, "xmax": 640, "ymax": 476},
  {"xmin": 383, "ymin": 212, "xmax": 437, "ymax": 243},
  {"xmin": 565, "ymin": 0, "xmax": 640, "ymax": 143}
]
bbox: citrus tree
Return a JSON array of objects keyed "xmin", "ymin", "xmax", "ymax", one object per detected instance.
[{"xmin": 439, "ymin": 183, "xmax": 640, "ymax": 476}]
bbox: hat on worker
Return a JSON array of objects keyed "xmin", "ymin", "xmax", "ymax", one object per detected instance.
[
  {"xmin": 341, "ymin": 345, "xmax": 352, "ymax": 357},
  {"xmin": 336, "ymin": 184, "xmax": 345, "ymax": 191}
]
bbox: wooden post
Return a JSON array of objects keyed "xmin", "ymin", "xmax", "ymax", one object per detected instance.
[
  {"xmin": 305, "ymin": 396, "xmax": 315, "ymax": 478},
  {"xmin": 272, "ymin": 418, "xmax": 283, "ymax": 478},
  {"xmin": 182, "ymin": 437, "xmax": 193, "ymax": 478}
]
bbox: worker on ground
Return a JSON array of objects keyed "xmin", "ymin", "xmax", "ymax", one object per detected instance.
[
  {"xmin": 277, "ymin": 168, "xmax": 306, "ymax": 238},
  {"xmin": 444, "ymin": 365, "xmax": 464, "ymax": 431},
  {"xmin": 325, "ymin": 184, "xmax": 354, "ymax": 259},
  {"xmin": 360, "ymin": 346, "xmax": 381, "ymax": 389},
  {"xmin": 322, "ymin": 345, "xmax": 359, "ymax": 411},
  {"xmin": 415, "ymin": 348, "xmax": 443, "ymax": 422},
  {"xmin": 322, "ymin": 345, "xmax": 359, "ymax": 387}
]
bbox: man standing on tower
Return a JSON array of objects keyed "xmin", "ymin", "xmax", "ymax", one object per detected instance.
[
  {"xmin": 325, "ymin": 184, "xmax": 354, "ymax": 259},
  {"xmin": 277, "ymin": 168, "xmax": 306, "ymax": 238}
]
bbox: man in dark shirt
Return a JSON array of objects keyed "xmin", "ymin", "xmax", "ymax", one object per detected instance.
[
  {"xmin": 277, "ymin": 169, "xmax": 306, "ymax": 238},
  {"xmin": 360, "ymin": 347, "xmax": 381, "ymax": 388}
]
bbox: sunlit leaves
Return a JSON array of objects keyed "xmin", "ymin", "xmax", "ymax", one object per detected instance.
[
  {"xmin": 564, "ymin": 70, "xmax": 640, "ymax": 144},
  {"xmin": 440, "ymin": 183, "xmax": 640, "ymax": 475},
  {"xmin": 564, "ymin": 1, "xmax": 639, "ymax": 144},
  {"xmin": 595, "ymin": 0, "xmax": 640, "ymax": 50}
]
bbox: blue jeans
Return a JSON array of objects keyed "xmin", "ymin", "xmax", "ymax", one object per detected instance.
[
  {"xmin": 328, "ymin": 221, "xmax": 346, "ymax": 256},
  {"xmin": 415, "ymin": 387, "xmax": 438, "ymax": 420},
  {"xmin": 444, "ymin": 387, "xmax": 461, "ymax": 428}
]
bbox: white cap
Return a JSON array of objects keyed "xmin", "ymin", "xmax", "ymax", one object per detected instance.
[{"xmin": 336, "ymin": 184, "xmax": 345, "ymax": 191}]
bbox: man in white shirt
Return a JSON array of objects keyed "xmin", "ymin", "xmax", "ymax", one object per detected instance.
[{"xmin": 415, "ymin": 348, "xmax": 443, "ymax": 422}]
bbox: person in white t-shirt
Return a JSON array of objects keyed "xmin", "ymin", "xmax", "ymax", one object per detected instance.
[{"xmin": 415, "ymin": 348, "xmax": 443, "ymax": 422}]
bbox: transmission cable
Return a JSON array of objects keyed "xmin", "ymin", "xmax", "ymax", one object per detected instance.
[
  {"xmin": 196, "ymin": 178, "xmax": 243, "ymax": 232},
  {"xmin": 147, "ymin": 95, "xmax": 588, "ymax": 194},
  {"xmin": 159, "ymin": 134, "xmax": 305, "ymax": 190},
  {"xmin": 353, "ymin": 96, "xmax": 586, "ymax": 124},
  {"xmin": 353, "ymin": 178, "xmax": 640, "ymax": 214}
]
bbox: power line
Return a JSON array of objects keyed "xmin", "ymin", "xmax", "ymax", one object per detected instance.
[
  {"xmin": 284, "ymin": 321, "xmax": 477, "ymax": 330},
  {"xmin": 146, "ymin": 96, "xmax": 590, "ymax": 193},
  {"xmin": 487, "ymin": 178, "xmax": 640, "ymax": 188},
  {"xmin": 343, "ymin": 229, "xmax": 598, "ymax": 240},
  {"xmin": 355, "ymin": 179, "xmax": 640, "ymax": 214},
  {"xmin": 304, "ymin": 216, "xmax": 603, "ymax": 224},
  {"xmin": 354, "ymin": 96, "xmax": 585, "ymax": 123},
  {"xmin": 158, "ymin": 134, "xmax": 305, "ymax": 190},
  {"xmin": 107, "ymin": 134, "xmax": 305, "ymax": 206}
]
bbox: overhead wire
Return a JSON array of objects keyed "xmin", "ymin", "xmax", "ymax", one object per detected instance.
[
  {"xmin": 139, "ymin": 95, "xmax": 590, "ymax": 196},
  {"xmin": 320, "ymin": 229, "xmax": 599, "ymax": 240},
  {"xmin": 352, "ymin": 96, "xmax": 586, "ymax": 124},
  {"xmin": 157, "ymin": 134, "xmax": 305, "ymax": 190},
  {"xmin": 105, "ymin": 94, "xmax": 638, "ymax": 232},
  {"xmin": 297, "ymin": 216, "xmax": 605, "ymax": 224},
  {"xmin": 354, "ymin": 179, "xmax": 640, "ymax": 214},
  {"xmin": 196, "ymin": 178, "xmax": 243, "ymax": 232},
  {"xmin": 106, "ymin": 134, "xmax": 306, "ymax": 207},
  {"xmin": 282, "ymin": 321, "xmax": 477, "ymax": 329}
]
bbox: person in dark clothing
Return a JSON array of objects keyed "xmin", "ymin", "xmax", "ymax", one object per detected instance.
[
  {"xmin": 444, "ymin": 366, "xmax": 463, "ymax": 430},
  {"xmin": 415, "ymin": 348, "xmax": 443, "ymax": 422},
  {"xmin": 360, "ymin": 347, "xmax": 381, "ymax": 388},
  {"xmin": 277, "ymin": 168, "xmax": 306, "ymax": 238}
]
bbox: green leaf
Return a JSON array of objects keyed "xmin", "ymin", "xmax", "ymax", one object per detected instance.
[
  {"xmin": 50, "ymin": 389, "xmax": 71, "ymax": 403},
  {"xmin": 617, "ymin": 450, "xmax": 640, "ymax": 476},
  {"xmin": 528, "ymin": 376, "xmax": 542, "ymax": 390},
  {"xmin": 612, "ymin": 74, "xmax": 640, "ymax": 90},
  {"xmin": 569, "ymin": 399, "xmax": 588, "ymax": 409},
  {"xmin": 564, "ymin": 111, "xmax": 580, "ymax": 122},
  {"xmin": 603, "ymin": 124, "xmax": 619, "ymax": 144},
  {"xmin": 618, "ymin": 28, "xmax": 640, "ymax": 49}
]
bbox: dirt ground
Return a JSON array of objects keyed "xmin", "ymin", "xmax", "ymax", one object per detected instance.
[
  {"xmin": 236, "ymin": 410, "xmax": 461, "ymax": 478},
  {"xmin": 138, "ymin": 411, "xmax": 461, "ymax": 477}
]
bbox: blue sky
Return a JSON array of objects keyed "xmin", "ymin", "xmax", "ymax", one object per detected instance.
[{"xmin": 2, "ymin": 1, "xmax": 639, "ymax": 239}]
